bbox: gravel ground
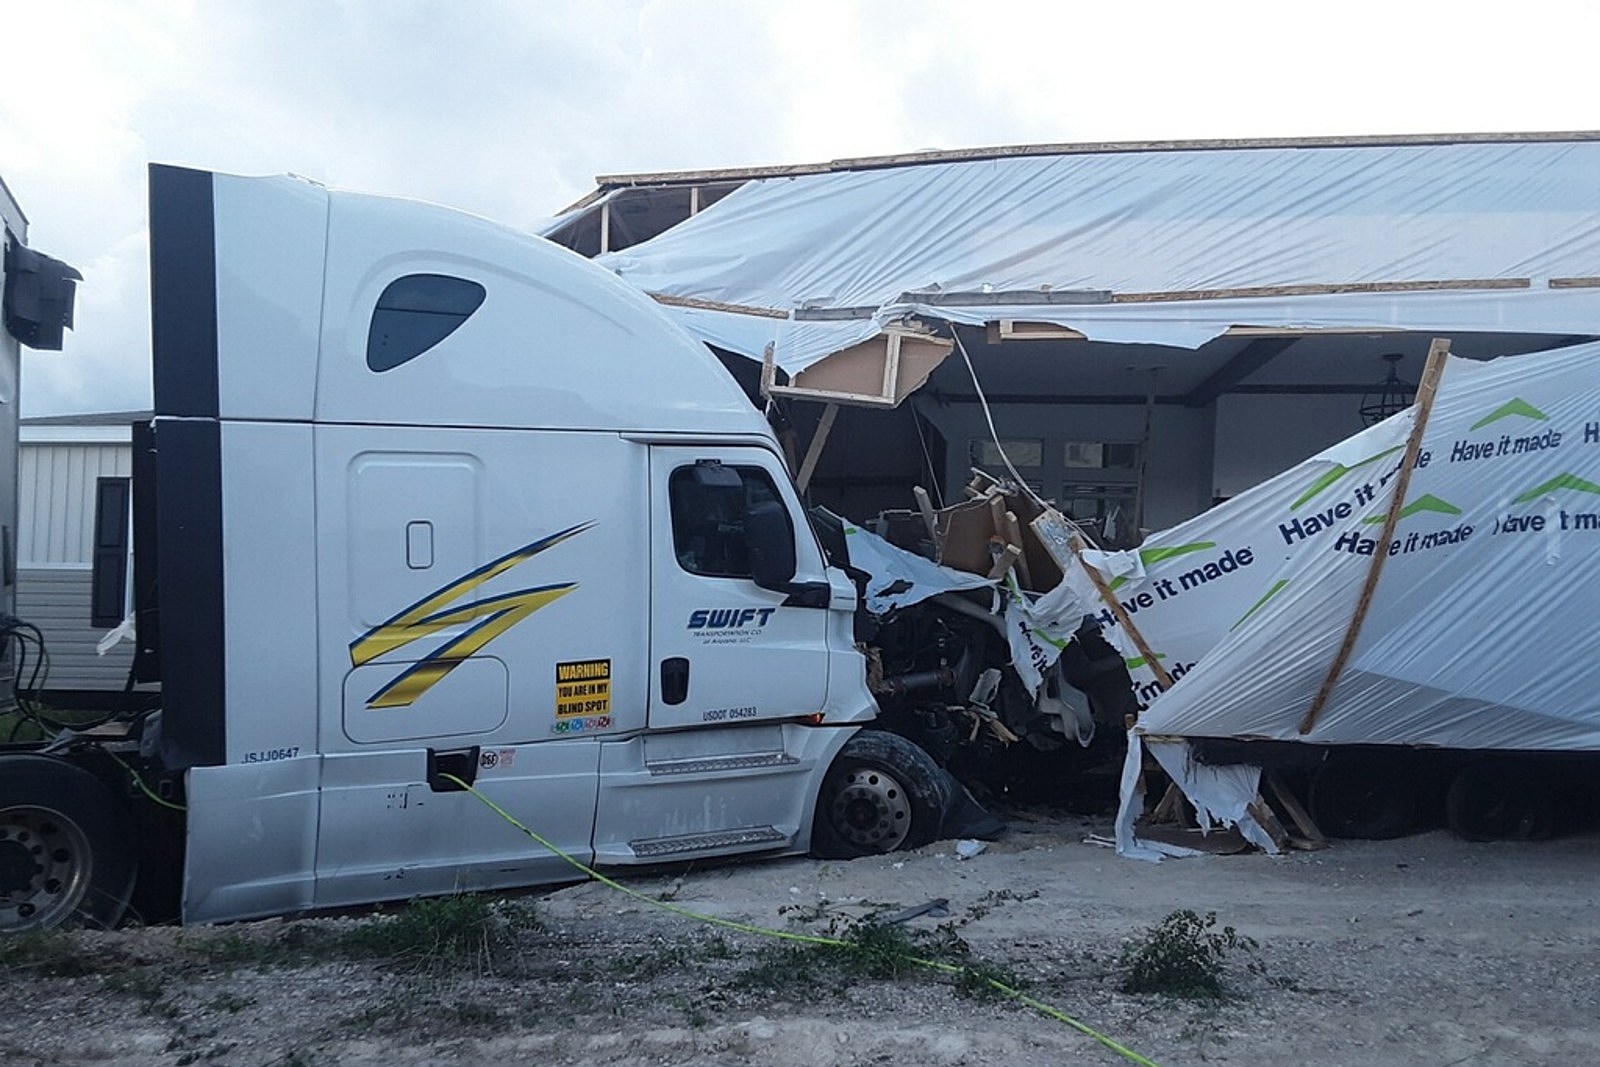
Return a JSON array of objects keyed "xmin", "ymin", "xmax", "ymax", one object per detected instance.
[{"xmin": 3, "ymin": 814, "xmax": 1599, "ymax": 1066}]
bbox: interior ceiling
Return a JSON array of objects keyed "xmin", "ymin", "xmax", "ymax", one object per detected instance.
[{"xmin": 922, "ymin": 326, "xmax": 1590, "ymax": 404}]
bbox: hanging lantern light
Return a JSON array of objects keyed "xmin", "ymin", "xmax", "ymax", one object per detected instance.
[{"xmin": 1359, "ymin": 353, "xmax": 1415, "ymax": 427}]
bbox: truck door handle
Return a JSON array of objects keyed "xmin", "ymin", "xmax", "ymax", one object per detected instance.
[{"xmin": 661, "ymin": 657, "xmax": 690, "ymax": 705}]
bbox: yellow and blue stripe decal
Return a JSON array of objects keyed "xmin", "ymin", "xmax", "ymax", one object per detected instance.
[{"xmin": 350, "ymin": 521, "xmax": 592, "ymax": 708}]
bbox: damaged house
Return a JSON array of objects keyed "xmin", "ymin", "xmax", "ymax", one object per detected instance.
[{"xmin": 543, "ymin": 132, "xmax": 1600, "ymax": 840}]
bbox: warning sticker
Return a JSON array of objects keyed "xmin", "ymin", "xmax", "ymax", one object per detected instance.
[{"xmin": 555, "ymin": 659, "xmax": 611, "ymax": 718}]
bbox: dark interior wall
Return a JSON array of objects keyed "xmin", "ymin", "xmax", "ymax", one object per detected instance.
[
  {"xmin": 917, "ymin": 399, "xmax": 1216, "ymax": 532},
  {"xmin": 789, "ymin": 402, "xmax": 944, "ymax": 521},
  {"xmin": 708, "ymin": 330, "xmax": 1593, "ymax": 535},
  {"xmin": 1213, "ymin": 393, "xmax": 1365, "ymax": 498}
]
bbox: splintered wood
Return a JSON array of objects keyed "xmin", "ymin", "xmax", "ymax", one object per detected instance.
[{"xmin": 922, "ymin": 469, "xmax": 1060, "ymax": 590}]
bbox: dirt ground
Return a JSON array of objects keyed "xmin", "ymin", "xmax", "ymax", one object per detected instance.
[{"xmin": 4, "ymin": 811, "xmax": 1599, "ymax": 1067}]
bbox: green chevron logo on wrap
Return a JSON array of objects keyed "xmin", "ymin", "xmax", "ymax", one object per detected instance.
[
  {"xmin": 1512, "ymin": 473, "xmax": 1600, "ymax": 504},
  {"xmin": 1361, "ymin": 494, "xmax": 1462, "ymax": 525},
  {"xmin": 1291, "ymin": 447, "xmax": 1401, "ymax": 510},
  {"xmin": 1231, "ymin": 579, "xmax": 1289, "ymax": 631},
  {"xmin": 1470, "ymin": 397, "xmax": 1548, "ymax": 431},
  {"xmin": 1337, "ymin": 493, "xmax": 1472, "ymax": 556},
  {"xmin": 1106, "ymin": 542, "xmax": 1215, "ymax": 592}
]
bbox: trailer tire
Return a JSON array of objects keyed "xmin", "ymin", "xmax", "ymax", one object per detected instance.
[
  {"xmin": 0, "ymin": 755, "xmax": 137, "ymax": 931},
  {"xmin": 1308, "ymin": 753, "xmax": 1417, "ymax": 840},
  {"xmin": 811, "ymin": 730, "xmax": 951, "ymax": 859},
  {"xmin": 1445, "ymin": 759, "xmax": 1553, "ymax": 842}
]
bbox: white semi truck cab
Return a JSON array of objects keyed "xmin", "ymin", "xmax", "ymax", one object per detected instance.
[{"xmin": 0, "ymin": 165, "xmax": 962, "ymax": 930}]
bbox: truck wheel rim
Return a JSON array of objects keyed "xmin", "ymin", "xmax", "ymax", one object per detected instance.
[
  {"xmin": 830, "ymin": 768, "xmax": 912, "ymax": 851},
  {"xmin": 0, "ymin": 806, "xmax": 93, "ymax": 931}
]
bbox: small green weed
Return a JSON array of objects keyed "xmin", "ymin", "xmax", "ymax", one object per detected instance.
[
  {"xmin": 610, "ymin": 933, "xmax": 738, "ymax": 982},
  {"xmin": 335, "ymin": 894, "xmax": 537, "ymax": 974},
  {"xmin": 1118, "ymin": 909, "xmax": 1256, "ymax": 998},
  {"xmin": 744, "ymin": 905, "xmax": 1023, "ymax": 1001},
  {"xmin": 196, "ymin": 925, "xmax": 333, "ymax": 968},
  {"xmin": 0, "ymin": 929, "xmax": 103, "ymax": 976}
]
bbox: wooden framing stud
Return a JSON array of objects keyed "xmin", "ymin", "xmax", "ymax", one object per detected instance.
[{"xmin": 795, "ymin": 402, "xmax": 839, "ymax": 494}]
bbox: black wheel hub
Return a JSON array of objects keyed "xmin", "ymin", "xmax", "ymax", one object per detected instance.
[{"xmin": 0, "ymin": 836, "xmax": 41, "ymax": 895}]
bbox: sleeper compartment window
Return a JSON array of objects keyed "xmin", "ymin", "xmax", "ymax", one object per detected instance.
[{"xmin": 366, "ymin": 273, "xmax": 486, "ymax": 371}]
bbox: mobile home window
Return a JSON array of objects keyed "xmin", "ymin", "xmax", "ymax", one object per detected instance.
[{"xmin": 90, "ymin": 477, "xmax": 132, "ymax": 628}]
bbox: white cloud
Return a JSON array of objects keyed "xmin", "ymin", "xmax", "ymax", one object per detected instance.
[{"xmin": 3, "ymin": 0, "xmax": 1597, "ymax": 413}]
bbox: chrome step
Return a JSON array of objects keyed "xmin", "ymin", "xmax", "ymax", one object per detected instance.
[
  {"xmin": 629, "ymin": 825, "xmax": 788, "ymax": 858},
  {"xmin": 645, "ymin": 752, "xmax": 798, "ymax": 776}
]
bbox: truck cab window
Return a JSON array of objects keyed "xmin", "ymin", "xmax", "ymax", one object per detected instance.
[
  {"xmin": 669, "ymin": 464, "xmax": 784, "ymax": 578},
  {"xmin": 366, "ymin": 273, "xmax": 486, "ymax": 371}
]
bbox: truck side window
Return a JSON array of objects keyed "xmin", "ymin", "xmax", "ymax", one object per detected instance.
[
  {"xmin": 669, "ymin": 464, "xmax": 785, "ymax": 579},
  {"xmin": 367, "ymin": 273, "xmax": 486, "ymax": 371}
]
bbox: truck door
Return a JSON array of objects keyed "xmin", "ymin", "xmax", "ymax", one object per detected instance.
[{"xmin": 648, "ymin": 446, "xmax": 831, "ymax": 728}]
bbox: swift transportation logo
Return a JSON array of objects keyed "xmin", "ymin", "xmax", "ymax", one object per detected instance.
[{"xmin": 350, "ymin": 522, "xmax": 592, "ymax": 708}]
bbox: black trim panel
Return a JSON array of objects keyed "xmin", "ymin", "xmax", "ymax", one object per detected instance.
[
  {"xmin": 153, "ymin": 402, "xmax": 227, "ymax": 768},
  {"xmin": 149, "ymin": 164, "xmax": 219, "ymax": 418},
  {"xmin": 130, "ymin": 420, "xmax": 161, "ymax": 684}
]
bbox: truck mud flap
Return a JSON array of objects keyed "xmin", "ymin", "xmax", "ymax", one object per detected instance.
[{"xmin": 938, "ymin": 771, "xmax": 1006, "ymax": 841}]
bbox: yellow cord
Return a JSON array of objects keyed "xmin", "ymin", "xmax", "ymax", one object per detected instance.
[
  {"xmin": 440, "ymin": 772, "xmax": 1160, "ymax": 1067},
  {"xmin": 104, "ymin": 748, "xmax": 187, "ymax": 812}
]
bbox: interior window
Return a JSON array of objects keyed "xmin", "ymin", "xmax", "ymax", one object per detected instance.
[
  {"xmin": 367, "ymin": 274, "xmax": 486, "ymax": 372},
  {"xmin": 970, "ymin": 438, "xmax": 1043, "ymax": 469},
  {"xmin": 669, "ymin": 463, "xmax": 784, "ymax": 578}
]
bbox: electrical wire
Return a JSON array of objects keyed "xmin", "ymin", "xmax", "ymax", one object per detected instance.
[
  {"xmin": 2, "ymin": 615, "xmax": 132, "ymax": 740},
  {"xmin": 951, "ymin": 329, "xmax": 1102, "ymax": 552},
  {"xmin": 909, "ymin": 401, "xmax": 945, "ymax": 509},
  {"xmin": 952, "ymin": 330, "xmax": 1046, "ymax": 509},
  {"xmin": 440, "ymin": 771, "xmax": 1161, "ymax": 1067}
]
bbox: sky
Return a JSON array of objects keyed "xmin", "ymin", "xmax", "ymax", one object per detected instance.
[{"xmin": 4, "ymin": 0, "xmax": 1600, "ymax": 415}]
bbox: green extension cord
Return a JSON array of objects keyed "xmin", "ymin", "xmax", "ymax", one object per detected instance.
[{"xmin": 440, "ymin": 772, "xmax": 1160, "ymax": 1067}]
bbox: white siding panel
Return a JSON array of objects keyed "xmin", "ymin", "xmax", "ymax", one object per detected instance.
[
  {"xmin": 14, "ymin": 566, "xmax": 134, "ymax": 691},
  {"xmin": 17, "ymin": 442, "xmax": 132, "ymax": 565}
]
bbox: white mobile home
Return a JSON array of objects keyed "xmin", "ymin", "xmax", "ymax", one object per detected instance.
[{"xmin": 15, "ymin": 413, "xmax": 139, "ymax": 697}]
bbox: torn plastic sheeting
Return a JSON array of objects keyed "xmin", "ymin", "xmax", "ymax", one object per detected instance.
[
  {"xmin": 1001, "ymin": 575, "xmax": 1092, "ymax": 696},
  {"xmin": 1127, "ymin": 340, "xmax": 1600, "ymax": 751},
  {"xmin": 887, "ymin": 300, "xmax": 1230, "ymax": 351},
  {"xmin": 702, "ymin": 284, "xmax": 1600, "ymax": 371},
  {"xmin": 1049, "ymin": 407, "xmax": 1416, "ymax": 713},
  {"xmin": 841, "ymin": 522, "xmax": 993, "ymax": 616},
  {"xmin": 1114, "ymin": 732, "xmax": 1206, "ymax": 862},
  {"xmin": 1091, "ymin": 340, "xmax": 1600, "ymax": 859},
  {"xmin": 658, "ymin": 305, "xmax": 881, "ymax": 375},
  {"xmin": 1145, "ymin": 739, "xmax": 1278, "ymax": 854},
  {"xmin": 598, "ymin": 144, "xmax": 1600, "ymax": 313},
  {"xmin": 665, "ymin": 287, "xmax": 1600, "ymax": 381}
]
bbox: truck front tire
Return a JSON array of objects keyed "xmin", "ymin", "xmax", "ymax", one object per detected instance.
[
  {"xmin": 0, "ymin": 755, "xmax": 137, "ymax": 931},
  {"xmin": 811, "ymin": 730, "xmax": 952, "ymax": 859}
]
